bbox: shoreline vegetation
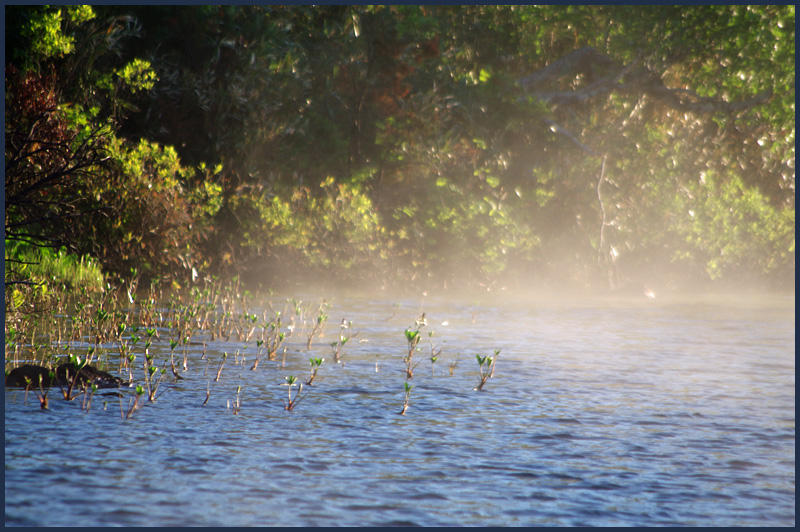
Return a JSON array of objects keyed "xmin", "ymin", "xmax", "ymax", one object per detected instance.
[{"xmin": 5, "ymin": 5, "xmax": 795, "ymax": 364}]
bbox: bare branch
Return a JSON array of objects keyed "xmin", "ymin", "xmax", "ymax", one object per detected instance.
[{"xmin": 543, "ymin": 119, "xmax": 599, "ymax": 156}]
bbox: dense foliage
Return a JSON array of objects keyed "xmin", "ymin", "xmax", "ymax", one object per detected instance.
[{"xmin": 5, "ymin": 5, "xmax": 794, "ymax": 297}]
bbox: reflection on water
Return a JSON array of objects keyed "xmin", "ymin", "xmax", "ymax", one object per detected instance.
[{"xmin": 4, "ymin": 293, "xmax": 795, "ymax": 526}]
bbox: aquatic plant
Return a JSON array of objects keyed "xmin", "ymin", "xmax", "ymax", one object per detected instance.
[
  {"xmin": 403, "ymin": 317, "xmax": 425, "ymax": 379},
  {"xmin": 250, "ymin": 339, "xmax": 267, "ymax": 370},
  {"xmin": 489, "ymin": 349, "xmax": 499, "ymax": 378},
  {"xmin": 399, "ymin": 381, "xmax": 413, "ymax": 415},
  {"xmin": 281, "ymin": 375, "xmax": 307, "ymax": 411},
  {"xmin": 229, "ymin": 385, "xmax": 243, "ymax": 415},
  {"xmin": 142, "ymin": 340, "xmax": 167, "ymax": 403},
  {"xmin": 123, "ymin": 384, "xmax": 145, "ymax": 419},
  {"xmin": 202, "ymin": 380, "xmax": 213, "ymax": 406},
  {"xmin": 241, "ymin": 312, "xmax": 258, "ymax": 342},
  {"xmin": 140, "ymin": 331, "xmax": 166, "ymax": 402},
  {"xmin": 265, "ymin": 316, "xmax": 286, "ymax": 361},
  {"xmin": 428, "ymin": 330, "xmax": 443, "ymax": 377},
  {"xmin": 180, "ymin": 335, "xmax": 190, "ymax": 371},
  {"xmin": 306, "ymin": 301, "xmax": 330, "ymax": 349},
  {"xmin": 93, "ymin": 308, "xmax": 108, "ymax": 344},
  {"xmin": 23, "ymin": 374, "xmax": 50, "ymax": 410},
  {"xmin": 144, "ymin": 363, "xmax": 167, "ymax": 402},
  {"xmin": 112, "ymin": 317, "xmax": 131, "ymax": 371},
  {"xmin": 168, "ymin": 338, "xmax": 183, "ymax": 380},
  {"xmin": 329, "ymin": 319, "xmax": 353, "ymax": 363},
  {"xmin": 448, "ymin": 353, "xmax": 461, "ymax": 376},
  {"xmin": 215, "ymin": 352, "xmax": 228, "ymax": 382},
  {"xmin": 81, "ymin": 383, "xmax": 98, "ymax": 412},
  {"xmin": 474, "ymin": 350, "xmax": 499, "ymax": 391},
  {"xmin": 57, "ymin": 352, "xmax": 90, "ymax": 401},
  {"xmin": 306, "ymin": 357, "xmax": 324, "ymax": 385},
  {"xmin": 124, "ymin": 333, "xmax": 139, "ymax": 384}
]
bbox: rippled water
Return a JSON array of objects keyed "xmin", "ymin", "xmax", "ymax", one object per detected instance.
[{"xmin": 5, "ymin": 291, "xmax": 795, "ymax": 526}]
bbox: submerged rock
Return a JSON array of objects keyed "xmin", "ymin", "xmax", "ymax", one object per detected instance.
[{"xmin": 5, "ymin": 364, "xmax": 124, "ymax": 389}]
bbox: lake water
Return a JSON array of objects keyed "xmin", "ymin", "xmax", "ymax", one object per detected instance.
[{"xmin": 4, "ymin": 291, "xmax": 795, "ymax": 526}]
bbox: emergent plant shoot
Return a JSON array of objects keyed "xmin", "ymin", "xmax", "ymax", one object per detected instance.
[
  {"xmin": 282, "ymin": 375, "xmax": 308, "ymax": 411},
  {"xmin": 306, "ymin": 301, "xmax": 329, "ymax": 350},
  {"xmin": 124, "ymin": 384, "xmax": 145, "ymax": 419},
  {"xmin": 403, "ymin": 316, "xmax": 425, "ymax": 379},
  {"xmin": 399, "ymin": 381, "xmax": 413, "ymax": 415},
  {"xmin": 428, "ymin": 330, "xmax": 443, "ymax": 377},
  {"xmin": 474, "ymin": 350, "xmax": 500, "ymax": 391},
  {"xmin": 306, "ymin": 357, "xmax": 324, "ymax": 385},
  {"xmin": 329, "ymin": 319, "xmax": 353, "ymax": 363},
  {"xmin": 57, "ymin": 351, "xmax": 91, "ymax": 401}
]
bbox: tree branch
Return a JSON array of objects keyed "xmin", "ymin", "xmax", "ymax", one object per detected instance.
[{"xmin": 543, "ymin": 119, "xmax": 598, "ymax": 156}]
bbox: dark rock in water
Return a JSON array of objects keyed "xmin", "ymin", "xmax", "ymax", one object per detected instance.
[
  {"xmin": 5, "ymin": 364, "xmax": 124, "ymax": 389},
  {"xmin": 5, "ymin": 365, "xmax": 51, "ymax": 388},
  {"xmin": 53, "ymin": 363, "xmax": 125, "ymax": 388}
]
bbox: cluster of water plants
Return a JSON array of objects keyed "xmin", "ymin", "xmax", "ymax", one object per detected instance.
[{"xmin": 5, "ymin": 277, "xmax": 501, "ymax": 419}]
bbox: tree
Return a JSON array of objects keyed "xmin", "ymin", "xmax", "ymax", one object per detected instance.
[{"xmin": 6, "ymin": 5, "xmax": 793, "ymax": 291}]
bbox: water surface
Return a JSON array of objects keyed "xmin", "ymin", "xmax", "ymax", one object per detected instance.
[{"xmin": 5, "ymin": 292, "xmax": 795, "ymax": 526}]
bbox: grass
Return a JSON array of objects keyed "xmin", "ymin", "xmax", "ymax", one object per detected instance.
[{"xmin": 5, "ymin": 242, "xmax": 105, "ymax": 293}]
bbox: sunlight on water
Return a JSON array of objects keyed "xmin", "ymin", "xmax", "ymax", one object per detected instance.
[{"xmin": 4, "ymin": 292, "xmax": 794, "ymax": 526}]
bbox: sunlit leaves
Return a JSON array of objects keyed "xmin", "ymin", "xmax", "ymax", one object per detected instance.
[
  {"xmin": 404, "ymin": 328, "xmax": 420, "ymax": 346},
  {"xmin": 117, "ymin": 59, "xmax": 158, "ymax": 93},
  {"xmin": 23, "ymin": 8, "xmax": 75, "ymax": 60},
  {"xmin": 672, "ymin": 171, "xmax": 795, "ymax": 280},
  {"xmin": 240, "ymin": 177, "xmax": 383, "ymax": 275}
]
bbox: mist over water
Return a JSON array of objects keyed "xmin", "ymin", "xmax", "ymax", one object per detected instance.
[{"xmin": 4, "ymin": 290, "xmax": 794, "ymax": 526}]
